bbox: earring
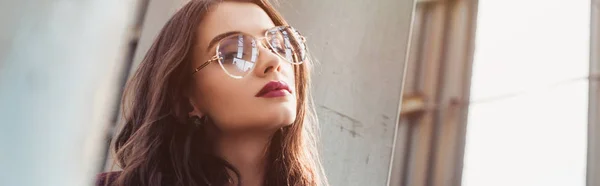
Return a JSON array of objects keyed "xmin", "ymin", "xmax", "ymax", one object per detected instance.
[{"xmin": 189, "ymin": 116, "xmax": 203, "ymax": 128}]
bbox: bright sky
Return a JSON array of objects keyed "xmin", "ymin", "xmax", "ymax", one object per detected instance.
[{"xmin": 462, "ymin": 1, "xmax": 590, "ymax": 186}]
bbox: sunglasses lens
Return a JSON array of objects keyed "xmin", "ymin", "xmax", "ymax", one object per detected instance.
[
  {"xmin": 266, "ymin": 26, "xmax": 306, "ymax": 64},
  {"xmin": 217, "ymin": 34, "xmax": 259, "ymax": 78}
]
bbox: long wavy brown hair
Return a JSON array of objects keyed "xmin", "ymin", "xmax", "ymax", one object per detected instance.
[{"xmin": 107, "ymin": 0, "xmax": 325, "ymax": 185}]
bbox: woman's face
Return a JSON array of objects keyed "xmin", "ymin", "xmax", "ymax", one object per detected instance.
[{"xmin": 189, "ymin": 1, "xmax": 297, "ymax": 133}]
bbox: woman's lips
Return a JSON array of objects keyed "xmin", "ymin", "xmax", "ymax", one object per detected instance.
[{"xmin": 256, "ymin": 80, "xmax": 291, "ymax": 97}]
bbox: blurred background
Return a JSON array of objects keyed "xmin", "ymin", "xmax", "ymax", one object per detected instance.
[
  {"xmin": 0, "ymin": 0, "xmax": 598, "ymax": 186},
  {"xmin": 397, "ymin": 1, "xmax": 595, "ymax": 186}
]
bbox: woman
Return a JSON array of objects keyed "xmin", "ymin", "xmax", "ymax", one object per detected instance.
[{"xmin": 96, "ymin": 0, "xmax": 326, "ymax": 185}]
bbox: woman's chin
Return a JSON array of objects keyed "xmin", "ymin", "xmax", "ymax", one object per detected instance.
[
  {"xmin": 263, "ymin": 111, "xmax": 297, "ymax": 131},
  {"xmin": 260, "ymin": 103, "xmax": 297, "ymax": 125},
  {"xmin": 262, "ymin": 111, "xmax": 297, "ymax": 129},
  {"xmin": 218, "ymin": 112, "xmax": 296, "ymax": 133}
]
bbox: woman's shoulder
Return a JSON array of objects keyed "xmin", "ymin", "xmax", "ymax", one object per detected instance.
[{"xmin": 95, "ymin": 171, "xmax": 122, "ymax": 186}]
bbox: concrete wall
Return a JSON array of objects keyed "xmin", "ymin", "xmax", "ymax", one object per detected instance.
[
  {"xmin": 0, "ymin": 0, "xmax": 140, "ymax": 185},
  {"xmin": 276, "ymin": 1, "xmax": 413, "ymax": 185},
  {"xmin": 130, "ymin": 0, "xmax": 190, "ymax": 71}
]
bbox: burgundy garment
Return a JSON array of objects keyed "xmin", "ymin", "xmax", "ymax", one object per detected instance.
[{"xmin": 95, "ymin": 171, "xmax": 121, "ymax": 186}]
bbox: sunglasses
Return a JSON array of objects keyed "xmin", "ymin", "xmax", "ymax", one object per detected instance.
[{"xmin": 192, "ymin": 26, "xmax": 307, "ymax": 78}]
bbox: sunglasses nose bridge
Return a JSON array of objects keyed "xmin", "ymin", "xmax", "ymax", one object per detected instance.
[
  {"xmin": 255, "ymin": 37, "xmax": 270, "ymax": 49},
  {"xmin": 254, "ymin": 37, "xmax": 277, "ymax": 55}
]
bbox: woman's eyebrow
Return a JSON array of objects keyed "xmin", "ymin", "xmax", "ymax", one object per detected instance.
[
  {"xmin": 206, "ymin": 31, "xmax": 244, "ymax": 52},
  {"xmin": 206, "ymin": 28, "xmax": 274, "ymax": 52}
]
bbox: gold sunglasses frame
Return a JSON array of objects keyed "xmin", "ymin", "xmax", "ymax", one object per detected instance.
[{"xmin": 192, "ymin": 26, "xmax": 307, "ymax": 78}]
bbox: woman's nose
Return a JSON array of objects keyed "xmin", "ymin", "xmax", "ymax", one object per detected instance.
[{"xmin": 253, "ymin": 42, "xmax": 285, "ymax": 77}]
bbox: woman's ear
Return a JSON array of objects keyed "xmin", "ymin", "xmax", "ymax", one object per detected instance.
[
  {"xmin": 186, "ymin": 87, "xmax": 205, "ymax": 118},
  {"xmin": 188, "ymin": 98, "xmax": 205, "ymax": 118}
]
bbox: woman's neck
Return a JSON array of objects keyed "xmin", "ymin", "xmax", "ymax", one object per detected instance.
[{"xmin": 215, "ymin": 132, "xmax": 273, "ymax": 186}]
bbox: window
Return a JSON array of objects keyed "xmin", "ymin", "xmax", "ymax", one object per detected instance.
[{"xmin": 462, "ymin": 1, "xmax": 591, "ymax": 186}]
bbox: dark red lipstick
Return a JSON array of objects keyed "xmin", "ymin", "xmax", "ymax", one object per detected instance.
[{"xmin": 256, "ymin": 81, "xmax": 291, "ymax": 98}]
